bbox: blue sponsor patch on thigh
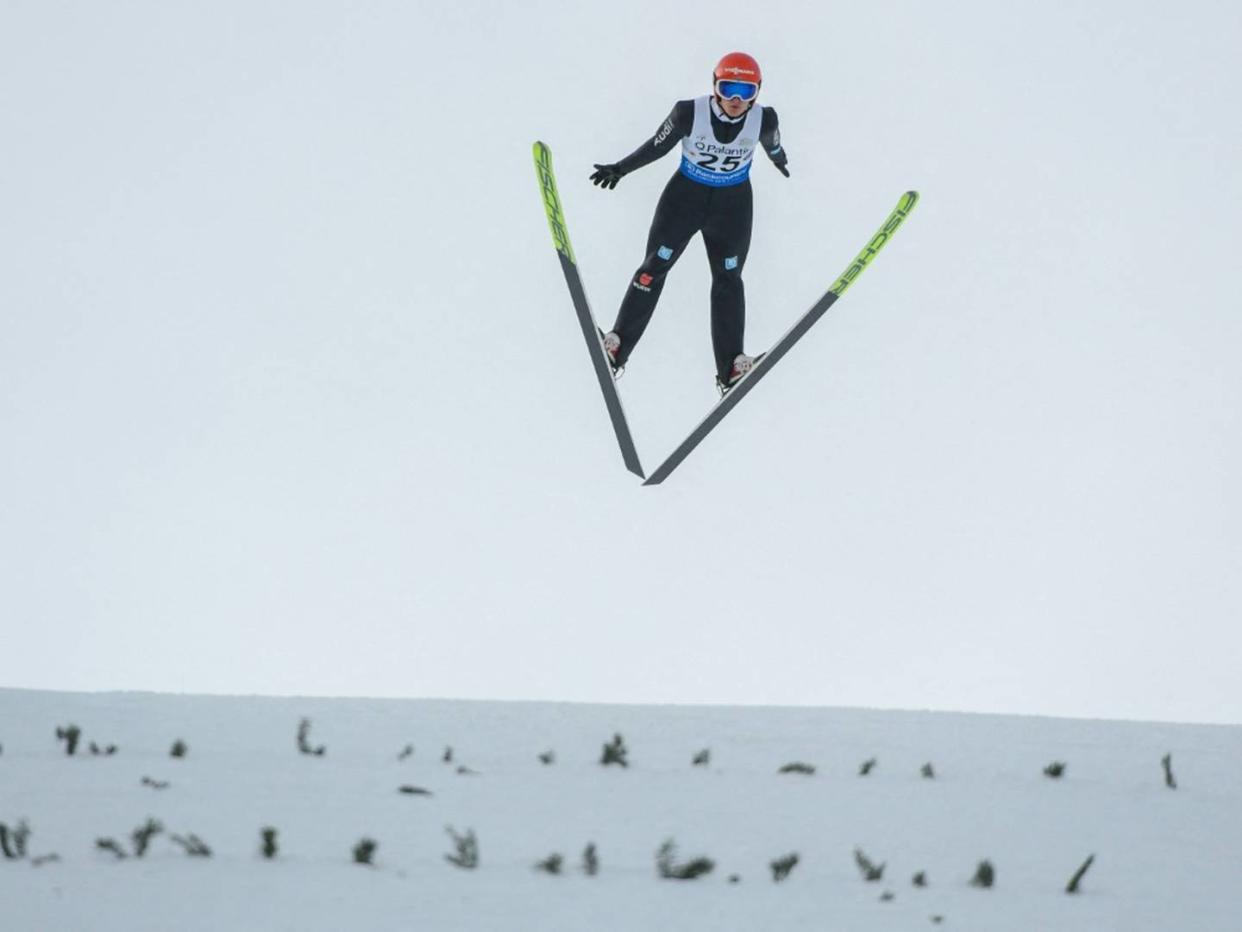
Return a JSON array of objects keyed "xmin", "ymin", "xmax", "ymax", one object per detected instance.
[
  {"xmin": 724, "ymin": 256, "xmax": 738, "ymax": 271},
  {"xmin": 657, "ymin": 245, "xmax": 674, "ymax": 260}
]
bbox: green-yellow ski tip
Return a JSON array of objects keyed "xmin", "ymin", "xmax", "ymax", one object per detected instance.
[
  {"xmin": 829, "ymin": 190, "xmax": 919, "ymax": 296},
  {"xmin": 532, "ymin": 140, "xmax": 575, "ymax": 263}
]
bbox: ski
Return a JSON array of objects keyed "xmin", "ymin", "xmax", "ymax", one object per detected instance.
[
  {"xmin": 643, "ymin": 190, "xmax": 919, "ymax": 486},
  {"xmin": 533, "ymin": 140, "xmax": 645, "ymax": 479}
]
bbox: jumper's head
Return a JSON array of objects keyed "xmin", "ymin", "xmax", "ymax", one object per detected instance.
[{"xmin": 713, "ymin": 51, "xmax": 761, "ymax": 117}]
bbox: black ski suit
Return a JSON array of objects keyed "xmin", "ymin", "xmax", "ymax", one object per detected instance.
[{"xmin": 601, "ymin": 97, "xmax": 787, "ymax": 380}]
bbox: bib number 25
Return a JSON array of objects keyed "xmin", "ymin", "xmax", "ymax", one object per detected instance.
[{"xmin": 697, "ymin": 153, "xmax": 743, "ymax": 173}]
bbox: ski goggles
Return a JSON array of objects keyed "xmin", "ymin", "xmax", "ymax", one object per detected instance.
[{"xmin": 715, "ymin": 79, "xmax": 759, "ymax": 102}]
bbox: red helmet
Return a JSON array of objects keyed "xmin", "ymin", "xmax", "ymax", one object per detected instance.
[{"xmin": 713, "ymin": 52, "xmax": 762, "ymax": 87}]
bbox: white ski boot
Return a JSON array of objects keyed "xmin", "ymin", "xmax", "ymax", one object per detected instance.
[
  {"xmin": 716, "ymin": 352, "xmax": 764, "ymax": 396},
  {"xmin": 600, "ymin": 330, "xmax": 623, "ymax": 378}
]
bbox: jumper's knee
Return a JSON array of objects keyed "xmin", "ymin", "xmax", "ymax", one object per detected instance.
[
  {"xmin": 629, "ymin": 268, "xmax": 661, "ymax": 294},
  {"xmin": 631, "ymin": 250, "xmax": 678, "ymax": 294},
  {"xmin": 711, "ymin": 251, "xmax": 746, "ymax": 281}
]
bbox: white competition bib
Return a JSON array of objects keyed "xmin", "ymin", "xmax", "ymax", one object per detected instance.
[{"xmin": 679, "ymin": 96, "xmax": 763, "ymax": 187}]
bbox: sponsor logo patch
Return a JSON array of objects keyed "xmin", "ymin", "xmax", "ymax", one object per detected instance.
[
  {"xmin": 724, "ymin": 256, "xmax": 738, "ymax": 271},
  {"xmin": 657, "ymin": 246, "xmax": 673, "ymax": 260}
]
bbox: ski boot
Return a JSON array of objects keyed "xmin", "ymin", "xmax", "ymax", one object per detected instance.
[
  {"xmin": 599, "ymin": 329, "xmax": 623, "ymax": 379},
  {"xmin": 716, "ymin": 352, "xmax": 765, "ymax": 397}
]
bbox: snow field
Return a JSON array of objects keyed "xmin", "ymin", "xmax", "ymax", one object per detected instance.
[{"xmin": 2, "ymin": 689, "xmax": 1240, "ymax": 930}]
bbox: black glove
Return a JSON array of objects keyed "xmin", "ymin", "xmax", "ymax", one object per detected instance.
[
  {"xmin": 590, "ymin": 163, "xmax": 626, "ymax": 189},
  {"xmin": 772, "ymin": 153, "xmax": 790, "ymax": 178}
]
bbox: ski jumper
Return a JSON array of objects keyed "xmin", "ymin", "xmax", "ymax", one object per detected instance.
[{"xmin": 609, "ymin": 96, "xmax": 785, "ymax": 380}]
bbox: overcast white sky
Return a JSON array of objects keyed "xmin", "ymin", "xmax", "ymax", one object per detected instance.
[{"xmin": 2, "ymin": 1, "xmax": 1239, "ymax": 724}]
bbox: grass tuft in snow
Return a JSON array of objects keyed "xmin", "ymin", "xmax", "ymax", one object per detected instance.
[
  {"xmin": 582, "ymin": 843, "xmax": 598, "ymax": 876},
  {"xmin": 445, "ymin": 827, "xmax": 478, "ymax": 869},
  {"xmin": 170, "ymin": 833, "xmax": 212, "ymax": 858},
  {"xmin": 352, "ymin": 838, "xmax": 377, "ymax": 866},
  {"xmin": 692, "ymin": 748, "xmax": 711, "ymax": 767},
  {"xmin": 296, "ymin": 719, "xmax": 326, "ymax": 757},
  {"xmin": 970, "ymin": 860, "xmax": 996, "ymax": 888},
  {"xmin": 854, "ymin": 847, "xmax": 885, "ymax": 881},
  {"xmin": 95, "ymin": 839, "xmax": 127, "ymax": 860},
  {"xmin": 170, "ymin": 740, "xmax": 188, "ymax": 758},
  {"xmin": 859, "ymin": 757, "xmax": 878, "ymax": 776},
  {"xmin": 55, "ymin": 724, "xmax": 81, "ymax": 756},
  {"xmin": 96, "ymin": 818, "xmax": 163, "ymax": 860},
  {"xmin": 1044, "ymin": 761, "xmax": 1067, "ymax": 779},
  {"xmin": 778, "ymin": 761, "xmax": 815, "ymax": 775},
  {"xmin": 1162, "ymin": 753, "xmax": 1178, "ymax": 789},
  {"xmin": 1065, "ymin": 854, "xmax": 1095, "ymax": 894},
  {"xmin": 260, "ymin": 827, "xmax": 278, "ymax": 860},
  {"xmin": 922, "ymin": 762, "xmax": 936, "ymax": 779},
  {"xmin": 0, "ymin": 819, "xmax": 31, "ymax": 859},
  {"xmin": 770, "ymin": 852, "xmax": 799, "ymax": 882},
  {"xmin": 535, "ymin": 852, "xmax": 563, "ymax": 874},
  {"xmin": 656, "ymin": 839, "xmax": 714, "ymax": 880},
  {"xmin": 600, "ymin": 733, "xmax": 628, "ymax": 767},
  {"xmin": 132, "ymin": 818, "xmax": 163, "ymax": 857}
]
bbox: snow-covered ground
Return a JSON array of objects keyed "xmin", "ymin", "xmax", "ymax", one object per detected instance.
[{"xmin": 2, "ymin": 688, "xmax": 1239, "ymax": 930}]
